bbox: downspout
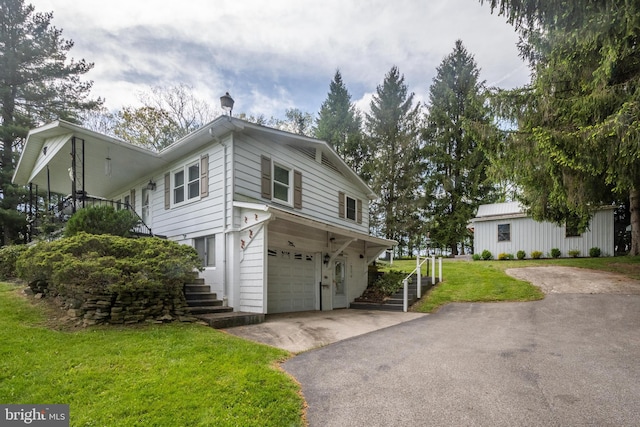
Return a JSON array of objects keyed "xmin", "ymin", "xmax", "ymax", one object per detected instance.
[{"xmin": 222, "ymin": 138, "xmax": 229, "ymax": 306}]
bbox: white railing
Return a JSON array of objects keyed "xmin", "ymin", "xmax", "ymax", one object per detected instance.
[{"xmin": 401, "ymin": 255, "xmax": 443, "ymax": 312}]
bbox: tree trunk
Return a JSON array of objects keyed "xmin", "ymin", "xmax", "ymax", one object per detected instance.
[{"xmin": 630, "ymin": 188, "xmax": 640, "ymax": 256}]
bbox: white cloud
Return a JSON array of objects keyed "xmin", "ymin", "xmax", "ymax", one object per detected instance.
[{"xmin": 30, "ymin": 0, "xmax": 529, "ymax": 118}]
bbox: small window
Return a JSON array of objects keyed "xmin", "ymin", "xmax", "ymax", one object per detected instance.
[
  {"xmin": 187, "ymin": 163, "xmax": 200, "ymax": 199},
  {"xmin": 498, "ymin": 223, "xmax": 511, "ymax": 242},
  {"xmin": 273, "ymin": 164, "xmax": 291, "ymax": 203},
  {"xmin": 346, "ymin": 196, "xmax": 357, "ymax": 221},
  {"xmin": 565, "ymin": 216, "xmax": 581, "ymax": 237},
  {"xmin": 194, "ymin": 235, "xmax": 215, "ymax": 267}
]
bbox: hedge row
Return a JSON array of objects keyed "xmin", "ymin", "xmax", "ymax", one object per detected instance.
[{"xmin": 13, "ymin": 233, "xmax": 203, "ymax": 325}]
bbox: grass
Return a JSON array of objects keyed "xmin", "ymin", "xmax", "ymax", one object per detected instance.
[
  {"xmin": 378, "ymin": 256, "xmax": 640, "ymax": 313},
  {"xmin": 0, "ymin": 283, "xmax": 304, "ymax": 427}
]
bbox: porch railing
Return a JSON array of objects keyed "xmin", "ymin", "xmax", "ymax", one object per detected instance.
[
  {"xmin": 401, "ymin": 255, "xmax": 443, "ymax": 312},
  {"xmin": 51, "ymin": 193, "xmax": 156, "ymax": 238}
]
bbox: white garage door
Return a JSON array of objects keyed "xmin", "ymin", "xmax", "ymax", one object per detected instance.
[{"xmin": 267, "ymin": 249, "xmax": 317, "ymax": 313}]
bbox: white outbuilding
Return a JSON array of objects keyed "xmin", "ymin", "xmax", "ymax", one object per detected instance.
[{"xmin": 470, "ymin": 202, "xmax": 615, "ymax": 258}]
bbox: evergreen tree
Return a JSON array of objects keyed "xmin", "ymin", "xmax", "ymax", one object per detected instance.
[
  {"xmin": 365, "ymin": 66, "xmax": 423, "ymax": 254},
  {"xmin": 315, "ymin": 70, "xmax": 369, "ymax": 179},
  {"xmin": 482, "ymin": 0, "xmax": 640, "ymax": 254},
  {"xmin": 423, "ymin": 40, "xmax": 496, "ymax": 255},
  {"xmin": 0, "ymin": 0, "xmax": 100, "ymax": 245}
]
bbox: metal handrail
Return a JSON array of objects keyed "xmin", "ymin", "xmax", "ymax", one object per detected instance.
[
  {"xmin": 53, "ymin": 195, "xmax": 155, "ymax": 237},
  {"xmin": 401, "ymin": 255, "xmax": 442, "ymax": 312}
]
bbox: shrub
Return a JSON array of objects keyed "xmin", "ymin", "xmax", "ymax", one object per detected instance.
[
  {"xmin": 568, "ymin": 249, "xmax": 580, "ymax": 258},
  {"xmin": 0, "ymin": 245, "xmax": 29, "ymax": 280},
  {"xmin": 516, "ymin": 250, "xmax": 526, "ymax": 260},
  {"xmin": 472, "ymin": 253, "xmax": 481, "ymax": 261},
  {"xmin": 497, "ymin": 253, "xmax": 513, "ymax": 260},
  {"xmin": 550, "ymin": 248, "xmax": 561, "ymax": 258},
  {"xmin": 531, "ymin": 250, "xmax": 543, "ymax": 259},
  {"xmin": 481, "ymin": 249, "xmax": 493, "ymax": 260},
  {"xmin": 16, "ymin": 233, "xmax": 203, "ymax": 294},
  {"xmin": 589, "ymin": 247, "xmax": 601, "ymax": 258},
  {"xmin": 372, "ymin": 270, "xmax": 405, "ymax": 296},
  {"xmin": 65, "ymin": 205, "xmax": 140, "ymax": 237}
]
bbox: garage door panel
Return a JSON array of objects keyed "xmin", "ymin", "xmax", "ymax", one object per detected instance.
[{"xmin": 268, "ymin": 249, "xmax": 316, "ymax": 314}]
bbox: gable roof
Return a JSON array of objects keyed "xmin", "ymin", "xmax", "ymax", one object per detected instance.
[
  {"xmin": 14, "ymin": 116, "xmax": 376, "ymax": 199},
  {"xmin": 472, "ymin": 202, "xmax": 527, "ymax": 223}
]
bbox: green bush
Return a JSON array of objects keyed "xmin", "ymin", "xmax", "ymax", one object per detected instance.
[
  {"xmin": 497, "ymin": 253, "xmax": 513, "ymax": 260},
  {"xmin": 0, "ymin": 245, "xmax": 29, "ymax": 280},
  {"xmin": 589, "ymin": 247, "xmax": 601, "ymax": 258},
  {"xmin": 472, "ymin": 253, "xmax": 482, "ymax": 261},
  {"xmin": 531, "ymin": 250, "xmax": 543, "ymax": 259},
  {"xmin": 16, "ymin": 233, "xmax": 203, "ymax": 294},
  {"xmin": 481, "ymin": 249, "xmax": 493, "ymax": 260},
  {"xmin": 65, "ymin": 205, "xmax": 140, "ymax": 237},
  {"xmin": 516, "ymin": 250, "xmax": 526, "ymax": 260},
  {"xmin": 550, "ymin": 248, "xmax": 561, "ymax": 258},
  {"xmin": 568, "ymin": 249, "xmax": 580, "ymax": 258},
  {"xmin": 372, "ymin": 270, "xmax": 406, "ymax": 296}
]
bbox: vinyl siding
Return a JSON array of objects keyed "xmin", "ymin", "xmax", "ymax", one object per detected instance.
[
  {"xmin": 238, "ymin": 225, "xmax": 266, "ymax": 313},
  {"xmin": 233, "ymin": 133, "xmax": 370, "ymax": 234}
]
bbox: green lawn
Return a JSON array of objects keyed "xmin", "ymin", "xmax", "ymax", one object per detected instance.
[
  {"xmin": 379, "ymin": 256, "xmax": 640, "ymax": 313},
  {"xmin": 0, "ymin": 283, "xmax": 304, "ymax": 427}
]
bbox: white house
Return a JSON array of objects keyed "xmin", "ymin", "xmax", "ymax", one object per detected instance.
[
  {"xmin": 470, "ymin": 202, "xmax": 614, "ymax": 258},
  {"xmin": 13, "ymin": 116, "xmax": 396, "ymax": 314}
]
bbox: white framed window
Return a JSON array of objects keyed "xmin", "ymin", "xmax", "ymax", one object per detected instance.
[
  {"xmin": 194, "ymin": 235, "xmax": 215, "ymax": 267},
  {"xmin": 172, "ymin": 160, "xmax": 200, "ymax": 206},
  {"xmin": 273, "ymin": 163, "xmax": 291, "ymax": 204}
]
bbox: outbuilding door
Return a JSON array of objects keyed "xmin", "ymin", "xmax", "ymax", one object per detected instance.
[{"xmin": 267, "ymin": 249, "xmax": 317, "ymax": 314}]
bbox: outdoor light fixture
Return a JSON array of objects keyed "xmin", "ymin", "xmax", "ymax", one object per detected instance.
[
  {"xmin": 146, "ymin": 179, "xmax": 156, "ymax": 191},
  {"xmin": 324, "ymin": 253, "xmax": 331, "ymax": 265},
  {"xmin": 220, "ymin": 92, "xmax": 234, "ymax": 116}
]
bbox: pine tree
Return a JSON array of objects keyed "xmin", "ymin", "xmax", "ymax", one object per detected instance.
[
  {"xmin": 482, "ymin": 0, "xmax": 640, "ymax": 254},
  {"xmin": 423, "ymin": 40, "xmax": 496, "ymax": 255},
  {"xmin": 0, "ymin": 0, "xmax": 100, "ymax": 245},
  {"xmin": 315, "ymin": 70, "xmax": 368, "ymax": 179},
  {"xmin": 366, "ymin": 66, "xmax": 423, "ymax": 254}
]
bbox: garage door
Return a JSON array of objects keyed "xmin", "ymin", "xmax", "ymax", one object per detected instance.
[{"xmin": 267, "ymin": 249, "xmax": 317, "ymax": 313}]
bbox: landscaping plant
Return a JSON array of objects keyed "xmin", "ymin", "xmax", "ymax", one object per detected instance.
[
  {"xmin": 516, "ymin": 250, "xmax": 526, "ymax": 260},
  {"xmin": 550, "ymin": 248, "xmax": 561, "ymax": 258}
]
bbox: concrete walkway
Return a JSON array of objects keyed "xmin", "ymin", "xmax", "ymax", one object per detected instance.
[{"xmin": 222, "ymin": 309, "xmax": 426, "ymax": 353}]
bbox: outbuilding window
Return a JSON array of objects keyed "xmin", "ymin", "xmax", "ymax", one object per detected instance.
[{"xmin": 497, "ymin": 223, "xmax": 511, "ymax": 242}]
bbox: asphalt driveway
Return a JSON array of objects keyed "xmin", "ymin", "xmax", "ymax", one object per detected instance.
[{"xmin": 284, "ymin": 293, "xmax": 640, "ymax": 426}]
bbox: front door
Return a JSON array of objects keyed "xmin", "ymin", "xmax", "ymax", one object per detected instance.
[{"xmin": 333, "ymin": 258, "xmax": 348, "ymax": 309}]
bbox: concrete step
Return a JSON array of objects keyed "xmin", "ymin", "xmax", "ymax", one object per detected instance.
[
  {"xmin": 196, "ymin": 311, "xmax": 265, "ymax": 329},
  {"xmin": 185, "ymin": 292, "xmax": 219, "ymax": 301},
  {"xmin": 187, "ymin": 305, "xmax": 234, "ymax": 315},
  {"xmin": 187, "ymin": 299, "xmax": 225, "ymax": 307},
  {"xmin": 349, "ymin": 301, "xmax": 404, "ymax": 311},
  {"xmin": 184, "ymin": 283, "xmax": 210, "ymax": 293},
  {"xmin": 184, "ymin": 277, "xmax": 205, "ymax": 285}
]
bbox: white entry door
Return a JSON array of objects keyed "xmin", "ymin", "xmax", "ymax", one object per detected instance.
[{"xmin": 333, "ymin": 258, "xmax": 348, "ymax": 309}]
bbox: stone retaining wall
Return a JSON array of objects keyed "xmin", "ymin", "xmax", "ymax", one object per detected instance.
[{"xmin": 29, "ymin": 280, "xmax": 194, "ymax": 326}]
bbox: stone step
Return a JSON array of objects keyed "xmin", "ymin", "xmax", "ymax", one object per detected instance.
[
  {"xmin": 186, "ymin": 299, "xmax": 225, "ymax": 307},
  {"xmin": 196, "ymin": 311, "xmax": 265, "ymax": 329},
  {"xmin": 185, "ymin": 277, "xmax": 205, "ymax": 285}
]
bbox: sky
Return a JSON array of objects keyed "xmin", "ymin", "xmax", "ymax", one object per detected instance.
[{"xmin": 29, "ymin": 0, "xmax": 531, "ymax": 120}]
